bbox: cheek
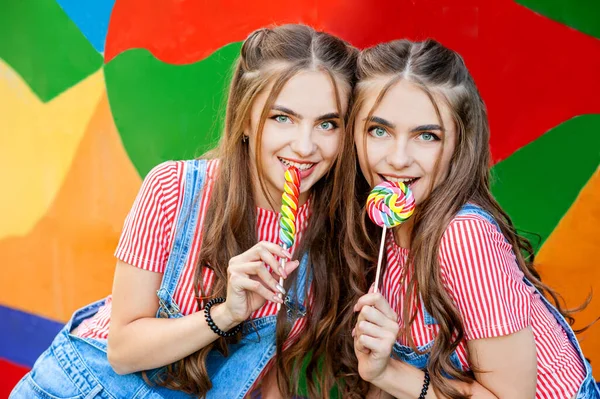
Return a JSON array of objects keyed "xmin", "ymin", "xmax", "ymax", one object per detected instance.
[
  {"xmin": 318, "ymin": 134, "xmax": 342, "ymax": 161},
  {"xmin": 259, "ymin": 126, "xmax": 286, "ymax": 153}
]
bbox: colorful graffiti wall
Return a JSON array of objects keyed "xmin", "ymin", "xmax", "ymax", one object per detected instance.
[{"xmin": 1, "ymin": 0, "xmax": 599, "ymax": 395}]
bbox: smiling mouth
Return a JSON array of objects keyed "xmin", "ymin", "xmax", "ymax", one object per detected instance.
[
  {"xmin": 278, "ymin": 157, "xmax": 316, "ymax": 171},
  {"xmin": 380, "ymin": 174, "xmax": 420, "ymax": 187}
]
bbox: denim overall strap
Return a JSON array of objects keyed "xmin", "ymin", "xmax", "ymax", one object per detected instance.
[
  {"xmin": 457, "ymin": 203, "xmax": 501, "ymax": 229},
  {"xmin": 156, "ymin": 159, "xmax": 207, "ymax": 318},
  {"xmin": 284, "ymin": 252, "xmax": 312, "ymax": 319}
]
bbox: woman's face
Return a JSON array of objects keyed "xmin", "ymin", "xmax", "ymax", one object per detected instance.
[
  {"xmin": 355, "ymin": 79, "xmax": 456, "ymax": 205},
  {"xmin": 248, "ymin": 70, "xmax": 349, "ymax": 208}
]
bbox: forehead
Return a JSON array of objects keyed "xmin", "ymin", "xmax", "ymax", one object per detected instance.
[
  {"xmin": 360, "ymin": 78, "xmax": 453, "ymax": 129},
  {"xmin": 256, "ymin": 70, "xmax": 349, "ymax": 116}
]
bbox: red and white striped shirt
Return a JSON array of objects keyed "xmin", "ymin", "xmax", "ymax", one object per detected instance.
[
  {"xmin": 76, "ymin": 159, "xmax": 311, "ymax": 355},
  {"xmin": 381, "ymin": 213, "xmax": 585, "ymax": 399}
]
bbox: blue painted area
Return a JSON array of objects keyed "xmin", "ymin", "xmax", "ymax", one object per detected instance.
[
  {"xmin": 55, "ymin": 0, "xmax": 116, "ymax": 53},
  {"xmin": 0, "ymin": 305, "xmax": 63, "ymax": 368}
]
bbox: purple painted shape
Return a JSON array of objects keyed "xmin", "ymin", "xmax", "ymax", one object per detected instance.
[{"xmin": 0, "ymin": 305, "xmax": 63, "ymax": 367}]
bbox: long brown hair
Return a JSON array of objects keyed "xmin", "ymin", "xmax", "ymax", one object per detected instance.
[
  {"xmin": 343, "ymin": 39, "xmax": 591, "ymax": 399},
  {"xmin": 149, "ymin": 24, "xmax": 360, "ymax": 398}
]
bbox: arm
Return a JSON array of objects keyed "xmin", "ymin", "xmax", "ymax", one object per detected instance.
[
  {"xmin": 108, "ymin": 242, "xmax": 298, "ymax": 374},
  {"xmin": 466, "ymin": 327, "xmax": 537, "ymax": 398},
  {"xmin": 107, "ymin": 260, "xmax": 234, "ymax": 374}
]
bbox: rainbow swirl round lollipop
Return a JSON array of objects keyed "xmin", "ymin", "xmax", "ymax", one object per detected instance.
[
  {"xmin": 279, "ymin": 166, "xmax": 301, "ymax": 249},
  {"xmin": 366, "ymin": 180, "xmax": 415, "ymax": 294},
  {"xmin": 367, "ymin": 181, "xmax": 415, "ymax": 228}
]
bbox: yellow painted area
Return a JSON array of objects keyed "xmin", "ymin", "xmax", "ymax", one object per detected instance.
[
  {"xmin": 0, "ymin": 93, "xmax": 142, "ymax": 321},
  {"xmin": 0, "ymin": 60, "xmax": 105, "ymax": 239},
  {"xmin": 536, "ymin": 168, "xmax": 600, "ymax": 378}
]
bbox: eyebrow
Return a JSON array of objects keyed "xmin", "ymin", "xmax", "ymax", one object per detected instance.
[
  {"xmin": 363, "ymin": 116, "xmax": 395, "ymax": 129},
  {"xmin": 272, "ymin": 105, "xmax": 340, "ymax": 121},
  {"xmin": 410, "ymin": 124, "xmax": 444, "ymax": 132},
  {"xmin": 364, "ymin": 116, "xmax": 445, "ymax": 133}
]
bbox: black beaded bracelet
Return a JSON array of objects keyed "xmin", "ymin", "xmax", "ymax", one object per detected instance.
[
  {"xmin": 204, "ymin": 297, "xmax": 242, "ymax": 338},
  {"xmin": 418, "ymin": 369, "xmax": 430, "ymax": 399}
]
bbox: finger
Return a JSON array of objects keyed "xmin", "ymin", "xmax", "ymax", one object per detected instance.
[
  {"xmin": 256, "ymin": 247, "xmax": 286, "ymax": 277},
  {"xmin": 356, "ymin": 320, "xmax": 393, "ymax": 341},
  {"xmin": 358, "ymin": 305, "xmax": 393, "ymax": 329},
  {"xmin": 368, "ymin": 283, "xmax": 375, "ymax": 294},
  {"xmin": 232, "ymin": 241, "xmax": 292, "ymax": 264},
  {"xmin": 230, "ymin": 274, "xmax": 283, "ymax": 304},
  {"xmin": 358, "ymin": 334, "xmax": 388, "ymax": 357},
  {"xmin": 354, "ymin": 293, "xmax": 397, "ymax": 321},
  {"xmin": 257, "ymin": 241, "xmax": 293, "ymax": 260},
  {"xmin": 354, "ymin": 335, "xmax": 371, "ymax": 354},
  {"xmin": 282, "ymin": 258, "xmax": 301, "ymax": 277},
  {"xmin": 236, "ymin": 262, "xmax": 286, "ymax": 296}
]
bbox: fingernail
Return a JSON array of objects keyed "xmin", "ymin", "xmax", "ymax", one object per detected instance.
[
  {"xmin": 283, "ymin": 249, "xmax": 292, "ymax": 258},
  {"xmin": 279, "ymin": 267, "xmax": 288, "ymax": 279},
  {"xmin": 276, "ymin": 284, "xmax": 286, "ymax": 295},
  {"xmin": 273, "ymin": 295, "xmax": 284, "ymax": 304}
]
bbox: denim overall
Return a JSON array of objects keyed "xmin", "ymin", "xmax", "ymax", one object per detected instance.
[
  {"xmin": 391, "ymin": 204, "xmax": 600, "ymax": 398},
  {"xmin": 11, "ymin": 159, "xmax": 311, "ymax": 399}
]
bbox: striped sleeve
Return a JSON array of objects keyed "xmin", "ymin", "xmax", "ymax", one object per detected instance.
[
  {"xmin": 114, "ymin": 161, "xmax": 182, "ymax": 273},
  {"xmin": 439, "ymin": 216, "xmax": 533, "ymax": 340}
]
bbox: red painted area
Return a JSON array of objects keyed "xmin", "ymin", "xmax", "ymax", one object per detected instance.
[
  {"xmin": 105, "ymin": 0, "xmax": 600, "ymax": 162},
  {"xmin": 0, "ymin": 358, "xmax": 29, "ymax": 397}
]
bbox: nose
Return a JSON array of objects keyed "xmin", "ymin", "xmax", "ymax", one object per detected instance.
[
  {"xmin": 386, "ymin": 138, "xmax": 413, "ymax": 170},
  {"xmin": 290, "ymin": 123, "xmax": 317, "ymax": 158}
]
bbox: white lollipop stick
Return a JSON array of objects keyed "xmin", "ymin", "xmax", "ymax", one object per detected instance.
[
  {"xmin": 373, "ymin": 226, "xmax": 387, "ymax": 294},
  {"xmin": 277, "ymin": 248, "xmax": 288, "ymax": 312}
]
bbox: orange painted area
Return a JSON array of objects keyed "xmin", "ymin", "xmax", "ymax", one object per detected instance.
[
  {"xmin": 0, "ymin": 93, "xmax": 141, "ymax": 322},
  {"xmin": 536, "ymin": 168, "xmax": 600, "ymax": 378}
]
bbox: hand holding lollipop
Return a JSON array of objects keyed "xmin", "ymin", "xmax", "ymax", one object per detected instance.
[
  {"xmin": 367, "ymin": 181, "xmax": 415, "ymax": 293},
  {"xmin": 277, "ymin": 166, "xmax": 301, "ymax": 310}
]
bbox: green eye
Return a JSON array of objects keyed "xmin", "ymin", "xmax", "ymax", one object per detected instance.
[
  {"xmin": 419, "ymin": 132, "xmax": 439, "ymax": 141},
  {"xmin": 275, "ymin": 115, "xmax": 291, "ymax": 123},
  {"xmin": 370, "ymin": 127, "xmax": 388, "ymax": 138},
  {"xmin": 319, "ymin": 121, "xmax": 336, "ymax": 130}
]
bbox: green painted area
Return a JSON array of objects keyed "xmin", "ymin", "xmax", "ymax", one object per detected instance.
[
  {"xmin": 517, "ymin": 0, "xmax": 600, "ymax": 39},
  {"xmin": 0, "ymin": 0, "xmax": 103, "ymax": 102},
  {"xmin": 491, "ymin": 114, "xmax": 600, "ymax": 251},
  {"xmin": 104, "ymin": 43, "xmax": 242, "ymax": 177}
]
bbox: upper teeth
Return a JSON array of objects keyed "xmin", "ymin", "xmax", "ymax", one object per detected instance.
[
  {"xmin": 279, "ymin": 158, "xmax": 314, "ymax": 171},
  {"xmin": 385, "ymin": 176, "xmax": 417, "ymax": 184}
]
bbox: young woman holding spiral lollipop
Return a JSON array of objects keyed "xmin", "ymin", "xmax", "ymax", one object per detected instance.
[
  {"xmin": 11, "ymin": 24, "xmax": 360, "ymax": 399},
  {"xmin": 341, "ymin": 39, "xmax": 599, "ymax": 398}
]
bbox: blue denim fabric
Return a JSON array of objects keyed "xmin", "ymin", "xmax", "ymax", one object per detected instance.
[
  {"xmin": 391, "ymin": 203, "xmax": 599, "ymax": 398},
  {"xmin": 10, "ymin": 159, "xmax": 312, "ymax": 399}
]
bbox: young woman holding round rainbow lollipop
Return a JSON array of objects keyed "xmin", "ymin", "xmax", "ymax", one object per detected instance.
[
  {"xmin": 11, "ymin": 24, "xmax": 361, "ymax": 399},
  {"xmin": 343, "ymin": 39, "xmax": 599, "ymax": 398}
]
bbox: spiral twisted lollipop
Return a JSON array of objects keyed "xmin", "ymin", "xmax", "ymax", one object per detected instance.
[
  {"xmin": 367, "ymin": 181, "xmax": 415, "ymax": 228},
  {"xmin": 279, "ymin": 167, "xmax": 300, "ymax": 249},
  {"xmin": 366, "ymin": 181, "xmax": 415, "ymax": 293},
  {"xmin": 277, "ymin": 166, "xmax": 300, "ymax": 311}
]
